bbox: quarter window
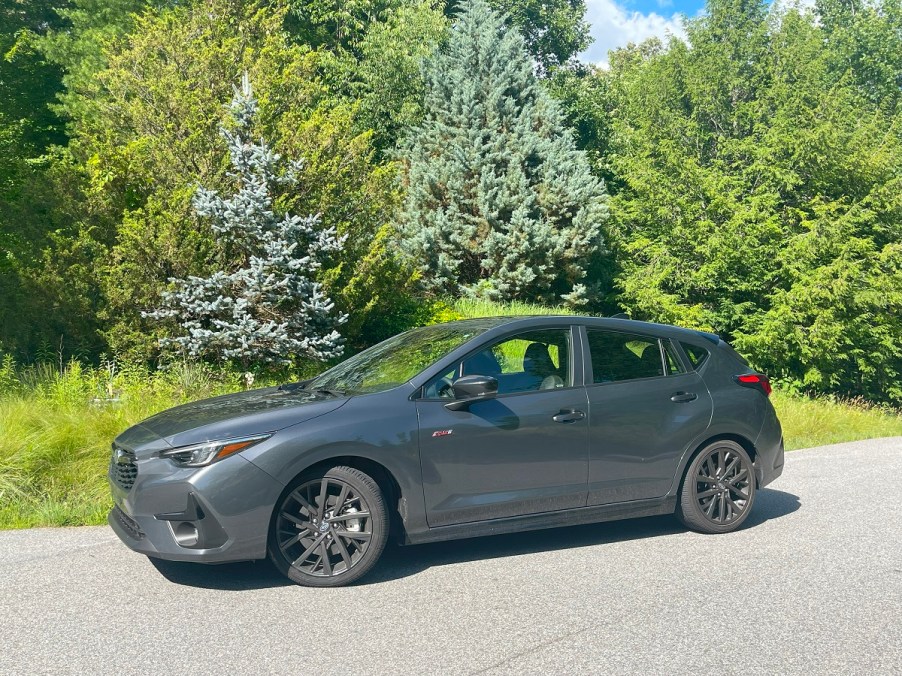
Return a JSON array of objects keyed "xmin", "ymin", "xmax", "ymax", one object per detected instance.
[
  {"xmin": 680, "ymin": 342, "xmax": 710, "ymax": 371},
  {"xmin": 587, "ymin": 330, "xmax": 664, "ymax": 383}
]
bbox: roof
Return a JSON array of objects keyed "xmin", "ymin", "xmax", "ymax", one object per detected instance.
[{"xmin": 431, "ymin": 315, "xmax": 721, "ymax": 345}]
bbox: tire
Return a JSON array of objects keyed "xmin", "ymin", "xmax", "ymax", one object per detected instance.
[
  {"xmin": 268, "ymin": 465, "xmax": 389, "ymax": 587},
  {"xmin": 676, "ymin": 440, "xmax": 756, "ymax": 534}
]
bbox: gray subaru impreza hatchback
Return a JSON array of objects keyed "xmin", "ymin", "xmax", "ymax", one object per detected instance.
[{"xmin": 109, "ymin": 316, "xmax": 784, "ymax": 586}]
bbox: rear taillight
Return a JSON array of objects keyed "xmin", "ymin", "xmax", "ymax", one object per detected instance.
[{"xmin": 734, "ymin": 373, "xmax": 772, "ymax": 396}]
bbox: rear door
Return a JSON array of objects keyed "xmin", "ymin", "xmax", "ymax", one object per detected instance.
[{"xmin": 582, "ymin": 327, "xmax": 713, "ymax": 505}]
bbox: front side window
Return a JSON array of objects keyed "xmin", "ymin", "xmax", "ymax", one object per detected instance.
[
  {"xmin": 587, "ymin": 330, "xmax": 664, "ymax": 383},
  {"xmin": 424, "ymin": 328, "xmax": 572, "ymax": 398}
]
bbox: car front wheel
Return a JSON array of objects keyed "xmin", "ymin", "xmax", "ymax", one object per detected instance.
[
  {"xmin": 268, "ymin": 465, "xmax": 388, "ymax": 587},
  {"xmin": 677, "ymin": 440, "xmax": 756, "ymax": 534}
]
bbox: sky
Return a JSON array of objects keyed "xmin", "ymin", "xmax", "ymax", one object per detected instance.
[{"xmin": 580, "ymin": 0, "xmax": 705, "ymax": 66}]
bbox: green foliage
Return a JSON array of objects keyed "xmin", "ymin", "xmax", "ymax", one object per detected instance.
[
  {"xmin": 50, "ymin": 0, "xmax": 398, "ymax": 360},
  {"xmin": 485, "ymin": 0, "xmax": 591, "ymax": 74},
  {"xmin": 287, "ymin": 0, "xmax": 404, "ymax": 50},
  {"xmin": 606, "ymin": 0, "xmax": 902, "ymax": 403},
  {"xmin": 0, "ymin": 1, "xmax": 78, "ymax": 357},
  {"xmin": 2, "ymin": 0, "xmax": 902, "ymax": 410},
  {"xmin": 545, "ymin": 64, "xmax": 614, "ymax": 183},
  {"xmin": 737, "ymin": 225, "xmax": 902, "ymax": 402},
  {"xmin": 0, "ymin": 147, "xmax": 107, "ymax": 359},
  {"xmin": 36, "ymin": 0, "xmax": 172, "ymax": 124},
  {"xmin": 338, "ymin": 223, "xmax": 437, "ymax": 349},
  {"xmin": 0, "ymin": 0, "xmax": 67, "ymax": 155},
  {"xmin": 400, "ymin": 0, "xmax": 608, "ymax": 305},
  {"xmin": 352, "ymin": 0, "xmax": 448, "ymax": 150},
  {"xmin": 816, "ymin": 0, "xmax": 902, "ymax": 110}
]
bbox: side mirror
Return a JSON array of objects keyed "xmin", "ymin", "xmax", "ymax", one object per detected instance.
[{"xmin": 444, "ymin": 374, "xmax": 498, "ymax": 411}]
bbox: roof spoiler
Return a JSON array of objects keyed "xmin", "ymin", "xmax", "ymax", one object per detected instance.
[{"xmin": 695, "ymin": 330, "xmax": 721, "ymax": 344}]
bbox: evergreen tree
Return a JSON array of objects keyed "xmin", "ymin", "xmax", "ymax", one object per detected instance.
[
  {"xmin": 606, "ymin": 0, "xmax": 902, "ymax": 403},
  {"xmin": 399, "ymin": 0, "xmax": 608, "ymax": 305},
  {"xmin": 145, "ymin": 75, "xmax": 346, "ymax": 365}
]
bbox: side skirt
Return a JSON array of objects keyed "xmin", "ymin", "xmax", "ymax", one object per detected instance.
[{"xmin": 403, "ymin": 496, "xmax": 677, "ymax": 545}]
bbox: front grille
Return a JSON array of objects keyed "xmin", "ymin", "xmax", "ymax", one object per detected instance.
[
  {"xmin": 109, "ymin": 445, "xmax": 138, "ymax": 491},
  {"xmin": 112, "ymin": 505, "xmax": 145, "ymax": 540}
]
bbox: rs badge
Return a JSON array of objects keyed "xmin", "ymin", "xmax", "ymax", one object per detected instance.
[{"xmin": 432, "ymin": 429, "xmax": 453, "ymax": 438}]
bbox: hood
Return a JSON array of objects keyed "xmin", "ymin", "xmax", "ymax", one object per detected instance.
[{"xmin": 114, "ymin": 386, "xmax": 349, "ymax": 455}]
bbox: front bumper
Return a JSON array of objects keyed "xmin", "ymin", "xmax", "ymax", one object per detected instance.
[{"xmin": 108, "ymin": 451, "xmax": 283, "ymax": 563}]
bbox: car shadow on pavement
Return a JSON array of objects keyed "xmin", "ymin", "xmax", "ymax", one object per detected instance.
[
  {"xmin": 742, "ymin": 487, "xmax": 801, "ymax": 528},
  {"xmin": 368, "ymin": 487, "xmax": 800, "ymax": 584},
  {"xmin": 148, "ymin": 487, "xmax": 800, "ymax": 590},
  {"xmin": 148, "ymin": 557, "xmax": 290, "ymax": 591}
]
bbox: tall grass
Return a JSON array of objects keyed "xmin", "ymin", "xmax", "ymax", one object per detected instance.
[
  {"xmin": 0, "ymin": 358, "xmax": 256, "ymax": 528},
  {"xmin": 772, "ymin": 390, "xmax": 902, "ymax": 450}
]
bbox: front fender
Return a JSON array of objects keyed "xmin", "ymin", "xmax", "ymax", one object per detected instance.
[{"xmin": 241, "ymin": 388, "xmax": 430, "ymax": 540}]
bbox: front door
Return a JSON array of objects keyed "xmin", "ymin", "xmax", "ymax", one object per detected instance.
[{"xmin": 416, "ymin": 327, "xmax": 590, "ymax": 527}]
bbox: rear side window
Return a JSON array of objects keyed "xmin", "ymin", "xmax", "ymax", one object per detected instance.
[
  {"xmin": 680, "ymin": 342, "xmax": 710, "ymax": 370},
  {"xmin": 587, "ymin": 330, "xmax": 664, "ymax": 383}
]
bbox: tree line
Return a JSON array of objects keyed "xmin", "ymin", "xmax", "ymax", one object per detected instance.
[{"xmin": 1, "ymin": 0, "xmax": 900, "ymax": 404}]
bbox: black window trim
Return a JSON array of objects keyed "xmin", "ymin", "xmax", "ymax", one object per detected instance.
[
  {"xmin": 662, "ymin": 338, "xmax": 691, "ymax": 376},
  {"xmin": 417, "ymin": 324, "xmax": 583, "ymax": 402}
]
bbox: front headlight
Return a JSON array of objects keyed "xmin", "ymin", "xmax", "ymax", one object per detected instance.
[{"xmin": 159, "ymin": 434, "xmax": 271, "ymax": 467}]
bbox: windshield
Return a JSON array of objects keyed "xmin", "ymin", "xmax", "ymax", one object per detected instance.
[{"xmin": 306, "ymin": 320, "xmax": 504, "ymax": 395}]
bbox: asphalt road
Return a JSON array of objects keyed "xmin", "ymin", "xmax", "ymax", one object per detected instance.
[{"xmin": 1, "ymin": 439, "xmax": 900, "ymax": 675}]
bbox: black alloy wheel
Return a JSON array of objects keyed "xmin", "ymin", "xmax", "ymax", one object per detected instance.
[
  {"xmin": 677, "ymin": 440, "xmax": 756, "ymax": 534},
  {"xmin": 268, "ymin": 465, "xmax": 388, "ymax": 587}
]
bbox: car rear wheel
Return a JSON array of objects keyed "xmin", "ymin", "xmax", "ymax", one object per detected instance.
[
  {"xmin": 268, "ymin": 465, "xmax": 388, "ymax": 587},
  {"xmin": 677, "ymin": 440, "xmax": 756, "ymax": 534}
]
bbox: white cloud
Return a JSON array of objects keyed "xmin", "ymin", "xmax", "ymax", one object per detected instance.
[{"xmin": 581, "ymin": 0, "xmax": 688, "ymax": 66}]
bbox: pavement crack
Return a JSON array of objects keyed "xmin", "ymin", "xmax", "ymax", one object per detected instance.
[{"xmin": 470, "ymin": 625, "xmax": 590, "ymax": 675}]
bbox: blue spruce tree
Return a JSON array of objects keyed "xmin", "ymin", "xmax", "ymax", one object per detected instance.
[
  {"xmin": 399, "ymin": 0, "xmax": 608, "ymax": 305},
  {"xmin": 146, "ymin": 74, "xmax": 346, "ymax": 365}
]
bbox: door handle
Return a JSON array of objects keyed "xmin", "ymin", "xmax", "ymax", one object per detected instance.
[
  {"xmin": 671, "ymin": 391, "xmax": 697, "ymax": 403},
  {"xmin": 553, "ymin": 409, "xmax": 585, "ymax": 423}
]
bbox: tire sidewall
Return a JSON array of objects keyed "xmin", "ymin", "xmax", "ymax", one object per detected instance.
[
  {"xmin": 268, "ymin": 465, "xmax": 389, "ymax": 587},
  {"xmin": 677, "ymin": 440, "xmax": 756, "ymax": 534}
]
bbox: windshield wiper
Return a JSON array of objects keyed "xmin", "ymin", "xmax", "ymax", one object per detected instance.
[
  {"xmin": 309, "ymin": 387, "xmax": 346, "ymax": 397},
  {"xmin": 277, "ymin": 381, "xmax": 307, "ymax": 393}
]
